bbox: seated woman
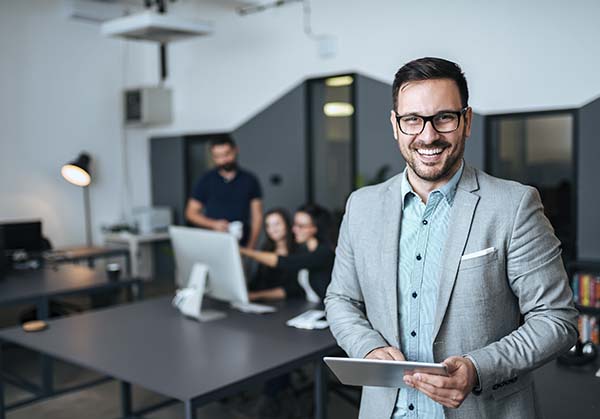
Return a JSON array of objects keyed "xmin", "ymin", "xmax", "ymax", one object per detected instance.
[
  {"xmin": 248, "ymin": 208, "xmax": 297, "ymax": 292},
  {"xmin": 241, "ymin": 203, "xmax": 335, "ymax": 302}
]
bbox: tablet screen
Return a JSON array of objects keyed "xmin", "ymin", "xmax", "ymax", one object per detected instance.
[{"xmin": 324, "ymin": 357, "xmax": 448, "ymax": 388}]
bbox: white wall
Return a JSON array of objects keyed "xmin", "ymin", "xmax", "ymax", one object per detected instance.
[
  {"xmin": 161, "ymin": 0, "xmax": 600, "ymax": 129},
  {"xmin": 2, "ymin": 0, "xmax": 600, "ymax": 246},
  {"xmin": 0, "ymin": 0, "xmax": 154, "ymax": 246}
]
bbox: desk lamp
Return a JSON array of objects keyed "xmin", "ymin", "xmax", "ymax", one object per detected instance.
[{"xmin": 61, "ymin": 152, "xmax": 93, "ymax": 246}]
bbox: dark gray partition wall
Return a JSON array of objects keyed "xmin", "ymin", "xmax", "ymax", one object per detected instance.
[
  {"xmin": 150, "ymin": 137, "xmax": 187, "ymax": 225},
  {"xmin": 577, "ymin": 96, "xmax": 600, "ymax": 260},
  {"xmin": 151, "ymin": 135, "xmax": 217, "ymax": 225},
  {"xmin": 233, "ymin": 85, "xmax": 307, "ymax": 213},
  {"xmin": 356, "ymin": 75, "xmax": 405, "ymax": 183},
  {"xmin": 465, "ymin": 112, "xmax": 485, "ymax": 170},
  {"xmin": 233, "ymin": 75, "xmax": 396, "ymax": 213}
]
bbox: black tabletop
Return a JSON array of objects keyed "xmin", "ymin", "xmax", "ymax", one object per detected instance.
[
  {"xmin": 0, "ymin": 296, "xmax": 338, "ymax": 402},
  {"xmin": 0, "ymin": 265, "xmax": 137, "ymax": 306}
]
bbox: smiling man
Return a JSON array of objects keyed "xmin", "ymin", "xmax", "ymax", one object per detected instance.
[{"xmin": 325, "ymin": 57, "xmax": 577, "ymax": 419}]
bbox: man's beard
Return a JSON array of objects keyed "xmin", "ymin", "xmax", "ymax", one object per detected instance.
[
  {"xmin": 218, "ymin": 161, "xmax": 238, "ymax": 172},
  {"xmin": 402, "ymin": 136, "xmax": 465, "ymax": 183}
]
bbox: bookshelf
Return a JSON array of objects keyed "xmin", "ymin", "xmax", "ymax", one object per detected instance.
[{"xmin": 558, "ymin": 260, "xmax": 600, "ymax": 366}]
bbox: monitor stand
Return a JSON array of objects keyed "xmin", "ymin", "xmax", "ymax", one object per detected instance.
[{"xmin": 173, "ymin": 263, "xmax": 226, "ymax": 322}]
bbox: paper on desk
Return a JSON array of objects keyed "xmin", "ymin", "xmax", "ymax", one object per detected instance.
[
  {"xmin": 286, "ymin": 309, "xmax": 329, "ymax": 330},
  {"xmin": 290, "ymin": 320, "xmax": 328, "ymax": 330}
]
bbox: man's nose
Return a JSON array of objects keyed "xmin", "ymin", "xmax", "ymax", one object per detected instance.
[{"xmin": 418, "ymin": 120, "xmax": 439, "ymax": 143}]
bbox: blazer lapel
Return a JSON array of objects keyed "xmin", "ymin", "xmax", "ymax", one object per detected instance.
[
  {"xmin": 432, "ymin": 165, "xmax": 480, "ymax": 341},
  {"xmin": 380, "ymin": 175, "xmax": 403, "ymax": 346}
]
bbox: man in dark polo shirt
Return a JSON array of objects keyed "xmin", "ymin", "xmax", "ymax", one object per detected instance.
[{"xmin": 185, "ymin": 137, "xmax": 263, "ymax": 248}]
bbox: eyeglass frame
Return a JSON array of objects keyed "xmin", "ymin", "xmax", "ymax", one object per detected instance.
[{"xmin": 393, "ymin": 107, "xmax": 469, "ymax": 135}]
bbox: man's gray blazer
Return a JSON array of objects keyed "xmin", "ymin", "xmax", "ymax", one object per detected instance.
[{"xmin": 325, "ymin": 165, "xmax": 578, "ymax": 419}]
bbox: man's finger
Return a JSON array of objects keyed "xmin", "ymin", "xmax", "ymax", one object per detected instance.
[
  {"xmin": 409, "ymin": 376, "xmax": 454, "ymax": 399},
  {"xmin": 409, "ymin": 379, "xmax": 462, "ymax": 409},
  {"xmin": 365, "ymin": 348, "xmax": 393, "ymax": 360},
  {"xmin": 385, "ymin": 347, "xmax": 406, "ymax": 361},
  {"xmin": 413, "ymin": 372, "xmax": 452, "ymax": 389},
  {"xmin": 443, "ymin": 356, "xmax": 463, "ymax": 374}
]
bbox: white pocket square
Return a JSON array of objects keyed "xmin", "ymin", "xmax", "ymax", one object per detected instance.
[{"xmin": 461, "ymin": 247, "xmax": 496, "ymax": 261}]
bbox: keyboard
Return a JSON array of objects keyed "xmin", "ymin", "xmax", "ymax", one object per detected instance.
[{"xmin": 230, "ymin": 301, "xmax": 277, "ymax": 314}]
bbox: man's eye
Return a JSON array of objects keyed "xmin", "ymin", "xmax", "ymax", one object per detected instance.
[
  {"xmin": 436, "ymin": 113, "xmax": 457, "ymax": 122},
  {"xmin": 401, "ymin": 116, "xmax": 420, "ymax": 124}
]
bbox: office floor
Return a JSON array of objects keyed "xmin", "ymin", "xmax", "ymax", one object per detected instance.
[
  {"xmin": 0, "ymin": 276, "xmax": 360, "ymax": 419},
  {"xmin": 2, "ymin": 355, "xmax": 359, "ymax": 419}
]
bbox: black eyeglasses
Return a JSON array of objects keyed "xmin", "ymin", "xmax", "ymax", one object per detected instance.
[{"xmin": 394, "ymin": 107, "xmax": 468, "ymax": 135}]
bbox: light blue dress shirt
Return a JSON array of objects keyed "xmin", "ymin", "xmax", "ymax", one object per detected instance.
[{"xmin": 392, "ymin": 162, "xmax": 464, "ymax": 419}]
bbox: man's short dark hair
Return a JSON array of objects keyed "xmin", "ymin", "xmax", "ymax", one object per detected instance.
[
  {"xmin": 209, "ymin": 135, "xmax": 236, "ymax": 149},
  {"xmin": 392, "ymin": 57, "xmax": 469, "ymax": 109}
]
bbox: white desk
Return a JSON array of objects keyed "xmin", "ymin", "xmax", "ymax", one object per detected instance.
[{"xmin": 103, "ymin": 231, "xmax": 170, "ymax": 280}]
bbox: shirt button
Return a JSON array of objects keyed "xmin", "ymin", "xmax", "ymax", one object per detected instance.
[
  {"xmin": 411, "ymin": 330, "xmax": 416, "ymax": 337},
  {"xmin": 422, "ymin": 220, "xmax": 428, "ymax": 225},
  {"xmin": 412, "ymin": 292, "xmax": 418, "ymax": 298},
  {"xmin": 416, "ymin": 254, "xmax": 422, "ymax": 261},
  {"xmin": 408, "ymin": 403, "xmax": 415, "ymax": 411}
]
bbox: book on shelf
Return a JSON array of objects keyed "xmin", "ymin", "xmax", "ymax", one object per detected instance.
[
  {"xmin": 571, "ymin": 273, "xmax": 600, "ymax": 308},
  {"xmin": 577, "ymin": 314, "xmax": 599, "ymax": 345}
]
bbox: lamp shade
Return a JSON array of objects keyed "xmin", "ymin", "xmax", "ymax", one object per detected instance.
[{"xmin": 61, "ymin": 153, "xmax": 91, "ymax": 187}]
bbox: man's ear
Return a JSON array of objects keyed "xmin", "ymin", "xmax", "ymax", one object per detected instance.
[
  {"xmin": 390, "ymin": 110, "xmax": 399, "ymax": 140},
  {"xmin": 464, "ymin": 107, "xmax": 473, "ymax": 139}
]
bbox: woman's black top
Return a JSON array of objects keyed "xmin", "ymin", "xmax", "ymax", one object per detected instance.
[
  {"xmin": 249, "ymin": 263, "xmax": 295, "ymax": 292},
  {"xmin": 276, "ymin": 243, "xmax": 335, "ymax": 300}
]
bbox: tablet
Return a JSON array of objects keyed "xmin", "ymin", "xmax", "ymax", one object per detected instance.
[{"xmin": 324, "ymin": 357, "xmax": 448, "ymax": 388}]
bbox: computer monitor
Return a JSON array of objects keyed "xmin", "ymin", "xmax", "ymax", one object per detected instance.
[
  {"xmin": 169, "ymin": 226, "xmax": 248, "ymax": 305},
  {"xmin": 0, "ymin": 220, "xmax": 44, "ymax": 253}
]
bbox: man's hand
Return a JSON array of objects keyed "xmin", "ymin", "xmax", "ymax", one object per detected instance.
[
  {"xmin": 365, "ymin": 346, "xmax": 406, "ymax": 361},
  {"xmin": 403, "ymin": 356, "xmax": 478, "ymax": 409},
  {"xmin": 212, "ymin": 219, "xmax": 229, "ymax": 232}
]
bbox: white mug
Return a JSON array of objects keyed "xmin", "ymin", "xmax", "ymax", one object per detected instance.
[{"xmin": 228, "ymin": 221, "xmax": 243, "ymax": 241}]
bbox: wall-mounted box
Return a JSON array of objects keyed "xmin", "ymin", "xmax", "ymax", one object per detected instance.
[{"xmin": 124, "ymin": 86, "xmax": 172, "ymax": 126}]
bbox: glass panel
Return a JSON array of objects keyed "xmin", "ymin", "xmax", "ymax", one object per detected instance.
[
  {"xmin": 488, "ymin": 113, "xmax": 574, "ymax": 260},
  {"xmin": 308, "ymin": 77, "xmax": 355, "ymax": 219}
]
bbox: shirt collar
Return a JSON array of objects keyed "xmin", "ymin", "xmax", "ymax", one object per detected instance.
[
  {"xmin": 218, "ymin": 169, "xmax": 239, "ymax": 183},
  {"xmin": 401, "ymin": 160, "xmax": 464, "ymax": 208}
]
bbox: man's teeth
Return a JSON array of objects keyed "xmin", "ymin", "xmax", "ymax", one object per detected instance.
[{"xmin": 417, "ymin": 148, "xmax": 443, "ymax": 156}]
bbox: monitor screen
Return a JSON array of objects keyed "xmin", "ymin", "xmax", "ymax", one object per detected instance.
[
  {"xmin": 169, "ymin": 226, "xmax": 248, "ymax": 305},
  {"xmin": 0, "ymin": 220, "xmax": 44, "ymax": 252}
]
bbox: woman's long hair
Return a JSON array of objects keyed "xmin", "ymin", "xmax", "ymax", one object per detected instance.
[
  {"xmin": 296, "ymin": 203, "xmax": 334, "ymax": 248},
  {"xmin": 261, "ymin": 208, "xmax": 296, "ymax": 254}
]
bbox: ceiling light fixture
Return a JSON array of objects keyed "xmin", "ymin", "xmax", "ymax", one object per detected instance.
[
  {"xmin": 325, "ymin": 75, "xmax": 354, "ymax": 87},
  {"xmin": 323, "ymin": 102, "xmax": 354, "ymax": 117}
]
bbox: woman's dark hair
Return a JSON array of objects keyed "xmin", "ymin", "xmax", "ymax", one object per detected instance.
[
  {"xmin": 297, "ymin": 203, "xmax": 334, "ymax": 247},
  {"xmin": 392, "ymin": 57, "xmax": 469, "ymax": 109},
  {"xmin": 262, "ymin": 208, "xmax": 296, "ymax": 254}
]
